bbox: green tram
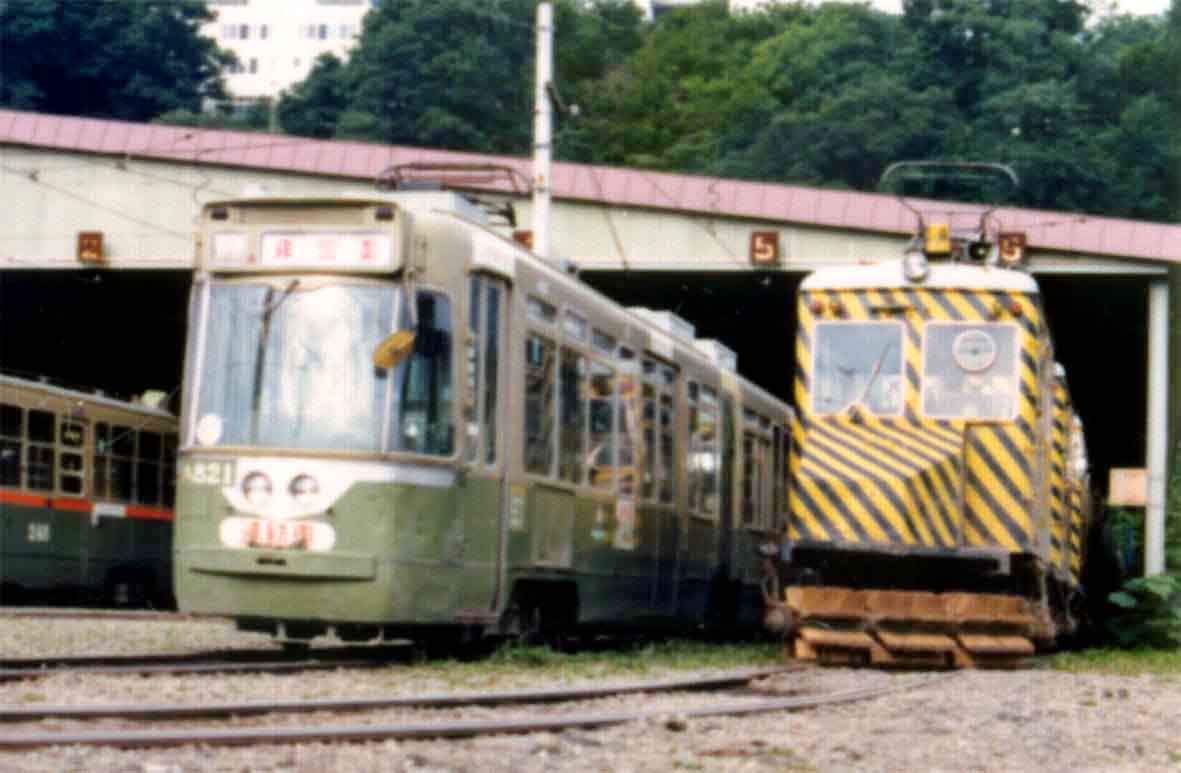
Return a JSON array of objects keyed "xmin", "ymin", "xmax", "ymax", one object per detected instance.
[
  {"xmin": 175, "ymin": 192, "xmax": 793, "ymax": 644},
  {"xmin": 0, "ymin": 373, "xmax": 177, "ymax": 605}
]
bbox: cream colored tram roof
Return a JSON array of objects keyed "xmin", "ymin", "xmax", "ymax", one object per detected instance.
[
  {"xmin": 800, "ymin": 260, "xmax": 1039, "ymax": 293},
  {"xmin": 0, "ymin": 373, "xmax": 175, "ymax": 420}
]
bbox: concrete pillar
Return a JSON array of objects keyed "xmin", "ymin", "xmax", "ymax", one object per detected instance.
[{"xmin": 1145, "ymin": 279, "xmax": 1171, "ymax": 575}]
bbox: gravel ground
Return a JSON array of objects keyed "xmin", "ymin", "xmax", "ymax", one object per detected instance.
[{"xmin": 0, "ymin": 616, "xmax": 1178, "ymax": 772}]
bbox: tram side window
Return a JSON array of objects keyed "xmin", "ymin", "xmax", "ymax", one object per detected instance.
[
  {"xmin": 137, "ymin": 431, "xmax": 163, "ymax": 505},
  {"xmin": 659, "ymin": 367, "xmax": 676, "ymax": 504},
  {"xmin": 587, "ymin": 361, "xmax": 615, "ymax": 489},
  {"xmin": 689, "ymin": 384, "xmax": 718, "ymax": 514},
  {"xmin": 466, "ymin": 277, "xmax": 503, "ymax": 466},
  {"xmin": 558, "ymin": 347, "xmax": 587, "ymax": 484},
  {"xmin": 617, "ymin": 361, "xmax": 640, "ymax": 497},
  {"xmin": 741, "ymin": 412, "xmax": 773, "ymax": 529},
  {"xmin": 640, "ymin": 358, "xmax": 678, "ymax": 503},
  {"xmin": 772, "ymin": 424, "xmax": 786, "ymax": 530},
  {"xmin": 163, "ymin": 434, "xmax": 178, "ymax": 507},
  {"xmin": 483, "ymin": 284, "xmax": 501, "ymax": 465},
  {"xmin": 524, "ymin": 334, "xmax": 557, "ymax": 475},
  {"xmin": 641, "ymin": 380, "xmax": 657, "ymax": 499},
  {"xmin": 95, "ymin": 423, "xmax": 135, "ymax": 502},
  {"xmin": 25, "ymin": 410, "xmax": 55, "ymax": 491},
  {"xmin": 464, "ymin": 278, "xmax": 482, "ymax": 464},
  {"xmin": 59, "ymin": 419, "xmax": 85, "ymax": 496},
  {"xmin": 0, "ymin": 404, "xmax": 22, "ymax": 487}
]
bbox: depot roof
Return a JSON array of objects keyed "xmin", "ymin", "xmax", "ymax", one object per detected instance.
[{"xmin": 1, "ymin": 108, "xmax": 1177, "ymax": 264}]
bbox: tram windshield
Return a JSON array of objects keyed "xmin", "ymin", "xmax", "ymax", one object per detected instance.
[
  {"xmin": 922, "ymin": 322, "xmax": 1019, "ymax": 421},
  {"xmin": 812, "ymin": 321, "xmax": 904, "ymax": 416},
  {"xmin": 190, "ymin": 279, "xmax": 454, "ymax": 455}
]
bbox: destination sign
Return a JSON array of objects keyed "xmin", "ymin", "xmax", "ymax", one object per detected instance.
[{"xmin": 208, "ymin": 231, "xmax": 396, "ymax": 270}]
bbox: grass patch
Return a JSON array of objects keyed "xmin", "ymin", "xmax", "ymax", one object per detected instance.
[
  {"xmin": 1050, "ymin": 647, "xmax": 1181, "ymax": 676},
  {"xmin": 406, "ymin": 638, "xmax": 783, "ymax": 689}
]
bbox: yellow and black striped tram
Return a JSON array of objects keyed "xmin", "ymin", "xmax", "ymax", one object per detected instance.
[
  {"xmin": 773, "ymin": 227, "xmax": 1093, "ymax": 667},
  {"xmin": 0, "ymin": 373, "xmax": 177, "ymax": 605},
  {"xmin": 175, "ymin": 191, "xmax": 793, "ymax": 644}
]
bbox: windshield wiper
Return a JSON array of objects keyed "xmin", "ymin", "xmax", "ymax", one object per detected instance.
[
  {"xmin": 249, "ymin": 279, "xmax": 300, "ymax": 442},
  {"xmin": 851, "ymin": 342, "xmax": 894, "ymax": 415}
]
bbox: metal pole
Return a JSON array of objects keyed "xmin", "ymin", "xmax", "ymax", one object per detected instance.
[
  {"xmin": 1145, "ymin": 279, "xmax": 1170, "ymax": 575},
  {"xmin": 532, "ymin": 2, "xmax": 553, "ymax": 261}
]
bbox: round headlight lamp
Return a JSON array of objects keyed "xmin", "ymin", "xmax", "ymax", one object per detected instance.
[
  {"xmin": 289, "ymin": 474, "xmax": 320, "ymax": 506},
  {"xmin": 241, "ymin": 471, "xmax": 272, "ymax": 507},
  {"xmin": 902, "ymin": 249, "xmax": 929, "ymax": 283}
]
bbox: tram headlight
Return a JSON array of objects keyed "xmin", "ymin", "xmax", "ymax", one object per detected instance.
[
  {"xmin": 289, "ymin": 474, "xmax": 320, "ymax": 507},
  {"xmin": 242, "ymin": 472, "xmax": 272, "ymax": 508},
  {"xmin": 902, "ymin": 249, "xmax": 929, "ymax": 283}
]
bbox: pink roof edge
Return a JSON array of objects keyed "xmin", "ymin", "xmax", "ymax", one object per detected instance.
[{"xmin": 2, "ymin": 109, "xmax": 1177, "ymax": 263}]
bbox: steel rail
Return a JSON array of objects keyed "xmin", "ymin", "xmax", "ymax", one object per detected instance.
[
  {"xmin": 0, "ymin": 672, "xmax": 954, "ymax": 750},
  {"xmin": 0, "ymin": 645, "xmax": 412, "ymax": 680},
  {"xmin": 0, "ymin": 667, "xmax": 795, "ymax": 722}
]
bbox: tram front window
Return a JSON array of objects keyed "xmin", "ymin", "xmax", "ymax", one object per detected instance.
[
  {"xmin": 812, "ymin": 321, "xmax": 904, "ymax": 416},
  {"xmin": 192, "ymin": 280, "xmax": 454, "ymax": 455}
]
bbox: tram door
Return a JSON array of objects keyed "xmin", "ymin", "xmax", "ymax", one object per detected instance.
[{"xmin": 458, "ymin": 275, "xmax": 509, "ymax": 612}]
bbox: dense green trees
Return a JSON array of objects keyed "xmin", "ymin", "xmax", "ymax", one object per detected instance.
[
  {"xmin": 0, "ymin": 0, "xmax": 1174, "ymax": 222},
  {"xmin": 0, "ymin": 0, "xmax": 230, "ymax": 121}
]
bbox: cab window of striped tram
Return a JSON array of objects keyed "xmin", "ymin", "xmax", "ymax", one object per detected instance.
[
  {"xmin": 0, "ymin": 404, "xmax": 22, "ymax": 487},
  {"xmin": 921, "ymin": 322, "xmax": 1020, "ymax": 421},
  {"xmin": 25, "ymin": 410, "xmax": 55, "ymax": 491},
  {"xmin": 524, "ymin": 334, "xmax": 557, "ymax": 476}
]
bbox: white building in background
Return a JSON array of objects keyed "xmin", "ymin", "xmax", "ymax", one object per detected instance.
[
  {"xmin": 634, "ymin": 0, "xmax": 779, "ymax": 19},
  {"xmin": 203, "ymin": 0, "xmax": 376, "ymax": 103},
  {"xmin": 204, "ymin": 0, "xmax": 788, "ymax": 103}
]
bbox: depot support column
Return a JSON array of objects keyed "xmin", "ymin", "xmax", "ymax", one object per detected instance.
[{"xmin": 1145, "ymin": 279, "xmax": 1170, "ymax": 575}]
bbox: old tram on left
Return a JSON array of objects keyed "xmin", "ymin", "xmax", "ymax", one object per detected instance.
[
  {"xmin": 0, "ymin": 373, "xmax": 178, "ymax": 606},
  {"xmin": 174, "ymin": 190, "xmax": 793, "ymax": 645}
]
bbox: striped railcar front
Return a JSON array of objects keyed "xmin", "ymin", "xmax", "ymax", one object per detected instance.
[
  {"xmin": 789, "ymin": 283, "xmax": 1044, "ymax": 558},
  {"xmin": 1049, "ymin": 380, "xmax": 1071, "ymax": 575}
]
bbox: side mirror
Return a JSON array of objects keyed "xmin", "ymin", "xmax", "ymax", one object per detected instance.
[{"xmin": 373, "ymin": 330, "xmax": 416, "ymax": 370}]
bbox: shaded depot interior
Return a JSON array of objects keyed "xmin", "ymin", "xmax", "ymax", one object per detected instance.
[
  {"xmin": 0, "ymin": 266, "xmax": 1152, "ymax": 496},
  {"xmin": 0, "ymin": 270, "xmax": 190, "ymax": 411},
  {"xmin": 582, "ymin": 269, "xmax": 1150, "ymax": 495}
]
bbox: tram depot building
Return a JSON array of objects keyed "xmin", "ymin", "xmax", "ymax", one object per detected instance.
[{"xmin": 0, "ymin": 108, "xmax": 1177, "ymax": 571}]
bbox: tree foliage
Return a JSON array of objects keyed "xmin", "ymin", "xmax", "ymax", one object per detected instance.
[
  {"xmin": 9, "ymin": 0, "xmax": 1172, "ymax": 223},
  {"xmin": 0, "ymin": 0, "xmax": 230, "ymax": 121}
]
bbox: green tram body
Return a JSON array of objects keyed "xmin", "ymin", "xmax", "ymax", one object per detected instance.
[
  {"xmin": 175, "ymin": 193, "xmax": 792, "ymax": 642},
  {"xmin": 0, "ymin": 374, "xmax": 177, "ymax": 606}
]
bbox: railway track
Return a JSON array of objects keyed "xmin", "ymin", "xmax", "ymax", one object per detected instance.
[
  {"xmin": 0, "ymin": 644, "xmax": 414, "ymax": 682},
  {"xmin": 0, "ymin": 666, "xmax": 953, "ymax": 751}
]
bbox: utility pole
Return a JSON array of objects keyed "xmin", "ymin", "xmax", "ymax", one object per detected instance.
[{"xmin": 532, "ymin": 2, "xmax": 553, "ymax": 261}]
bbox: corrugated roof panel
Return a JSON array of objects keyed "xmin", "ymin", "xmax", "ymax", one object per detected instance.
[
  {"xmin": 1130, "ymin": 222, "xmax": 1166, "ymax": 260},
  {"xmin": 314, "ymin": 140, "xmax": 347, "ymax": 175},
  {"xmin": 291, "ymin": 138, "xmax": 321, "ymax": 171},
  {"xmin": 9, "ymin": 112, "xmax": 39, "ymax": 144}
]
